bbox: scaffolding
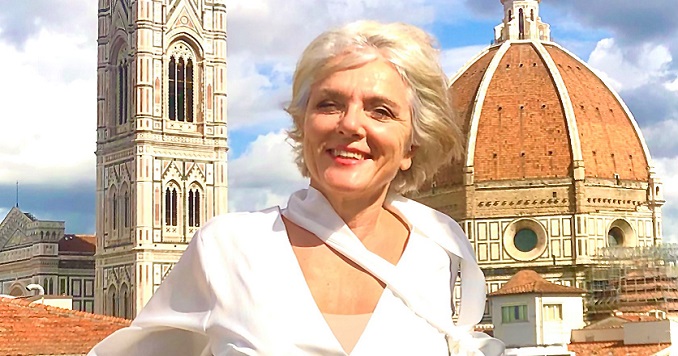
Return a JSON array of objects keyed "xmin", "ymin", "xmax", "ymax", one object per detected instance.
[{"xmin": 586, "ymin": 245, "xmax": 678, "ymax": 320}]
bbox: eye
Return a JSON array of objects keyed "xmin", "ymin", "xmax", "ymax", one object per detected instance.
[
  {"xmin": 369, "ymin": 106, "xmax": 395, "ymax": 121},
  {"xmin": 315, "ymin": 100, "xmax": 341, "ymax": 114}
]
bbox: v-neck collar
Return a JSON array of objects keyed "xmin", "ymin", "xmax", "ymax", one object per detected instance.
[{"xmin": 274, "ymin": 209, "xmax": 415, "ymax": 355}]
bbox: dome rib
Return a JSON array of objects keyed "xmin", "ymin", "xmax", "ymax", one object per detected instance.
[
  {"xmin": 532, "ymin": 40, "xmax": 584, "ymax": 169},
  {"xmin": 550, "ymin": 42, "xmax": 653, "ymax": 172},
  {"xmin": 465, "ymin": 41, "xmax": 512, "ymax": 169}
]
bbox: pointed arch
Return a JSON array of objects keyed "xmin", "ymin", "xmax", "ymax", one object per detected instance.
[
  {"xmin": 108, "ymin": 184, "xmax": 119, "ymax": 233},
  {"xmin": 120, "ymin": 283, "xmax": 130, "ymax": 319},
  {"xmin": 110, "ymin": 33, "xmax": 131, "ymax": 129},
  {"xmin": 107, "ymin": 284, "xmax": 118, "ymax": 317},
  {"xmin": 164, "ymin": 180, "xmax": 180, "ymax": 227},
  {"xmin": 187, "ymin": 182, "xmax": 203, "ymax": 227},
  {"xmin": 120, "ymin": 182, "xmax": 130, "ymax": 229},
  {"xmin": 166, "ymin": 38, "xmax": 202, "ymax": 124}
]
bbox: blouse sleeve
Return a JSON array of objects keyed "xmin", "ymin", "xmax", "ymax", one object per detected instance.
[{"xmin": 88, "ymin": 229, "xmax": 215, "ymax": 356}]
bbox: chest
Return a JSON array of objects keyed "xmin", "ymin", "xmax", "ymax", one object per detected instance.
[{"xmin": 205, "ymin": 223, "xmax": 452, "ymax": 355}]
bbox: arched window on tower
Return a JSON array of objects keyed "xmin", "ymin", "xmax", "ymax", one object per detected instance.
[
  {"xmin": 519, "ymin": 8, "xmax": 525, "ymax": 39},
  {"xmin": 188, "ymin": 188, "xmax": 201, "ymax": 227},
  {"xmin": 186, "ymin": 59, "xmax": 194, "ymax": 122},
  {"xmin": 177, "ymin": 58, "xmax": 185, "ymax": 121},
  {"xmin": 124, "ymin": 191, "xmax": 130, "ymax": 228},
  {"xmin": 108, "ymin": 285, "xmax": 117, "ymax": 317},
  {"xmin": 165, "ymin": 187, "xmax": 178, "ymax": 226},
  {"xmin": 112, "ymin": 192, "xmax": 118, "ymax": 231},
  {"xmin": 169, "ymin": 57, "xmax": 176, "ymax": 121},
  {"xmin": 531, "ymin": 9, "xmax": 535, "ymax": 21},
  {"xmin": 167, "ymin": 42, "xmax": 196, "ymax": 123},
  {"xmin": 508, "ymin": 9, "xmax": 512, "ymax": 21},
  {"xmin": 120, "ymin": 284, "xmax": 129, "ymax": 319},
  {"xmin": 117, "ymin": 57, "xmax": 129, "ymax": 125}
]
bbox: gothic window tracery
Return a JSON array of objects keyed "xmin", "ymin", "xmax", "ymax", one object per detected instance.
[
  {"xmin": 112, "ymin": 192, "xmax": 118, "ymax": 231},
  {"xmin": 188, "ymin": 187, "xmax": 201, "ymax": 227},
  {"xmin": 115, "ymin": 47, "xmax": 130, "ymax": 126},
  {"xmin": 124, "ymin": 191, "xmax": 129, "ymax": 228},
  {"xmin": 120, "ymin": 283, "xmax": 130, "ymax": 319},
  {"xmin": 165, "ymin": 186, "xmax": 178, "ymax": 226},
  {"xmin": 107, "ymin": 285, "xmax": 117, "ymax": 317},
  {"xmin": 168, "ymin": 42, "xmax": 196, "ymax": 123}
]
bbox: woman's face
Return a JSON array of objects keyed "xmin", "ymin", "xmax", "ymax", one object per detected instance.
[{"xmin": 302, "ymin": 59, "xmax": 414, "ymax": 201}]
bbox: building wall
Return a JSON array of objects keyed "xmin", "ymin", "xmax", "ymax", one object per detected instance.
[
  {"xmin": 0, "ymin": 208, "xmax": 95, "ymax": 312},
  {"xmin": 491, "ymin": 293, "xmax": 584, "ymax": 347},
  {"xmin": 538, "ymin": 295, "xmax": 584, "ymax": 345},
  {"xmin": 491, "ymin": 294, "xmax": 538, "ymax": 347},
  {"xmin": 624, "ymin": 320, "xmax": 676, "ymax": 345}
]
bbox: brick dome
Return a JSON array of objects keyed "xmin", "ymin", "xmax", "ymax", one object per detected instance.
[{"xmin": 434, "ymin": 10, "xmax": 652, "ymax": 188}]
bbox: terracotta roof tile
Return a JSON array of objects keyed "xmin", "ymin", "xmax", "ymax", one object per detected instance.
[
  {"xmin": 568, "ymin": 341, "xmax": 670, "ymax": 356},
  {"xmin": 58, "ymin": 234, "xmax": 96, "ymax": 254},
  {"xmin": 434, "ymin": 41, "xmax": 650, "ymax": 186},
  {"xmin": 0, "ymin": 296, "xmax": 129, "ymax": 355},
  {"xmin": 489, "ymin": 269, "xmax": 586, "ymax": 296}
]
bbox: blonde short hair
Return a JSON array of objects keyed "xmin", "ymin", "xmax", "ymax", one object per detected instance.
[{"xmin": 286, "ymin": 21, "xmax": 463, "ymax": 193}]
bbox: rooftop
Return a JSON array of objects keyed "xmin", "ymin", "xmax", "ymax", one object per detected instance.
[
  {"xmin": 568, "ymin": 341, "xmax": 670, "ymax": 356},
  {"xmin": 0, "ymin": 296, "xmax": 129, "ymax": 355},
  {"xmin": 489, "ymin": 269, "xmax": 586, "ymax": 296}
]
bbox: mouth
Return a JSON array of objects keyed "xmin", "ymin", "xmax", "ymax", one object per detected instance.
[{"xmin": 328, "ymin": 148, "xmax": 371, "ymax": 160}]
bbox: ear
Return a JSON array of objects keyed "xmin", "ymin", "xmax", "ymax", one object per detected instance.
[{"xmin": 399, "ymin": 145, "xmax": 417, "ymax": 171}]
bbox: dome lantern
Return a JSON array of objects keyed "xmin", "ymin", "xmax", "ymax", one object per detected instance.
[{"xmin": 495, "ymin": 0, "xmax": 550, "ymax": 43}]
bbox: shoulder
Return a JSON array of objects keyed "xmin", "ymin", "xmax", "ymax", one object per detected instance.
[{"xmin": 195, "ymin": 206, "xmax": 282, "ymax": 248}]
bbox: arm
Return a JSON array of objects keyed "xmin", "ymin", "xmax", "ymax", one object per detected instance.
[{"xmin": 88, "ymin": 230, "xmax": 214, "ymax": 356}]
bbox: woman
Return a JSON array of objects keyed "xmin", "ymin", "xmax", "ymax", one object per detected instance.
[{"xmin": 89, "ymin": 21, "xmax": 504, "ymax": 356}]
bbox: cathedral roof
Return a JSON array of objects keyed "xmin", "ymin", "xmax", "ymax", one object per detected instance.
[
  {"xmin": 59, "ymin": 234, "xmax": 96, "ymax": 254},
  {"xmin": 489, "ymin": 269, "xmax": 585, "ymax": 296},
  {"xmin": 434, "ymin": 1, "xmax": 651, "ymax": 187}
]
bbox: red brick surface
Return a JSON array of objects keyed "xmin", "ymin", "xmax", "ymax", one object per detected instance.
[
  {"xmin": 474, "ymin": 43, "xmax": 573, "ymax": 182},
  {"xmin": 0, "ymin": 296, "xmax": 129, "ymax": 355},
  {"xmin": 433, "ymin": 48, "xmax": 498, "ymax": 188},
  {"xmin": 436, "ymin": 42, "xmax": 649, "ymax": 187},
  {"xmin": 545, "ymin": 45, "xmax": 649, "ymax": 180}
]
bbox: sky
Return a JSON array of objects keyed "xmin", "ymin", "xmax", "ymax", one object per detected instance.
[{"xmin": 0, "ymin": 0, "xmax": 677, "ymax": 242}]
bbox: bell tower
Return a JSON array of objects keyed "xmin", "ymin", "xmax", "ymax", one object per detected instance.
[
  {"xmin": 495, "ymin": 0, "xmax": 550, "ymax": 43},
  {"xmin": 95, "ymin": 0, "xmax": 228, "ymax": 317}
]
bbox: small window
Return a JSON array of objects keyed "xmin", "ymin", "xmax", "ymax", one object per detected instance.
[
  {"xmin": 543, "ymin": 304, "xmax": 562, "ymax": 321},
  {"xmin": 608, "ymin": 227, "xmax": 624, "ymax": 246},
  {"xmin": 502, "ymin": 305, "xmax": 528, "ymax": 323},
  {"xmin": 514, "ymin": 228, "xmax": 538, "ymax": 252}
]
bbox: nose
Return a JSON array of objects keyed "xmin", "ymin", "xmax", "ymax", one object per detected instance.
[{"xmin": 336, "ymin": 105, "xmax": 366, "ymax": 138}]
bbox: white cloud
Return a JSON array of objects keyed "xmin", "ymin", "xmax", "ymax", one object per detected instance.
[
  {"xmin": 653, "ymin": 157, "xmax": 678, "ymax": 243},
  {"xmin": 0, "ymin": 28, "xmax": 95, "ymax": 185},
  {"xmin": 642, "ymin": 120, "xmax": 678, "ymax": 158},
  {"xmin": 587, "ymin": 38, "xmax": 673, "ymax": 92},
  {"xmin": 228, "ymin": 130, "xmax": 308, "ymax": 212},
  {"xmin": 441, "ymin": 44, "xmax": 487, "ymax": 78}
]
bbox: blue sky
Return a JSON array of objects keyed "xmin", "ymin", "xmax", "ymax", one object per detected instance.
[{"xmin": 0, "ymin": 0, "xmax": 677, "ymax": 241}]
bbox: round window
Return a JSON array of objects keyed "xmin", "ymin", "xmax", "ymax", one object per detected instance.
[
  {"xmin": 608, "ymin": 226, "xmax": 624, "ymax": 247},
  {"xmin": 514, "ymin": 228, "xmax": 538, "ymax": 252}
]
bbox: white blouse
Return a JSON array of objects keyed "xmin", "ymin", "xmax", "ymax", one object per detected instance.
[{"xmin": 89, "ymin": 188, "xmax": 503, "ymax": 356}]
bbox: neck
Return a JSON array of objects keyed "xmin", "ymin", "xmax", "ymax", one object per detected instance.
[{"xmin": 310, "ymin": 183, "xmax": 391, "ymax": 241}]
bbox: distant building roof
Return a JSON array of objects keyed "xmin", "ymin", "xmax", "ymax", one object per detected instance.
[
  {"xmin": 59, "ymin": 234, "xmax": 96, "ymax": 254},
  {"xmin": 568, "ymin": 341, "xmax": 670, "ymax": 356},
  {"xmin": 489, "ymin": 269, "xmax": 586, "ymax": 296},
  {"xmin": 0, "ymin": 296, "xmax": 129, "ymax": 355}
]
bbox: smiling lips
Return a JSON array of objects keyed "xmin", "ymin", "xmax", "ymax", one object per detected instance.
[{"xmin": 328, "ymin": 148, "xmax": 372, "ymax": 163}]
